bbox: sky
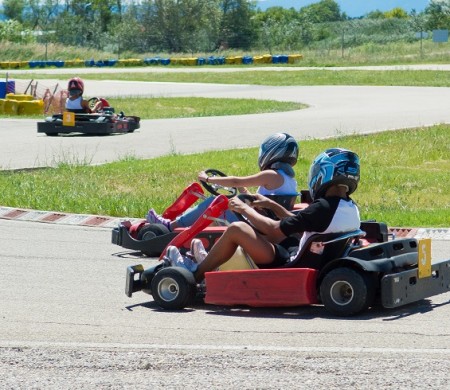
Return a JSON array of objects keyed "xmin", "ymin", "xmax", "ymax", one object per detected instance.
[{"xmin": 256, "ymin": 0, "xmax": 431, "ymax": 17}]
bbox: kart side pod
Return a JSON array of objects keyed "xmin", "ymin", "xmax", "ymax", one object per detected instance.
[{"xmin": 204, "ymin": 268, "xmax": 319, "ymax": 307}]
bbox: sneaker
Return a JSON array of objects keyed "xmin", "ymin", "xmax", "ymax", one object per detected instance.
[
  {"xmin": 165, "ymin": 246, "xmax": 198, "ymax": 273},
  {"xmin": 190, "ymin": 239, "xmax": 208, "ymax": 264},
  {"xmin": 146, "ymin": 208, "xmax": 171, "ymax": 230}
]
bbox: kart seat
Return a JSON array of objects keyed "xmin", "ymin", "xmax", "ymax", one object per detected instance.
[
  {"xmin": 276, "ymin": 229, "xmax": 366, "ymax": 271},
  {"xmin": 265, "ymin": 194, "xmax": 298, "ymax": 211}
]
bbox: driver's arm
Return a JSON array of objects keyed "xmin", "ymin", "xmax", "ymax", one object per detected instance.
[
  {"xmin": 197, "ymin": 170, "xmax": 280, "ymax": 190},
  {"xmin": 81, "ymin": 99, "xmax": 92, "ymax": 113},
  {"xmin": 228, "ymin": 197, "xmax": 286, "ymax": 242},
  {"xmin": 251, "ymin": 194, "xmax": 296, "ymax": 219}
]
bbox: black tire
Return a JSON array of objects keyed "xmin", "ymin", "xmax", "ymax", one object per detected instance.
[
  {"xmin": 320, "ymin": 267, "xmax": 375, "ymax": 317},
  {"xmin": 137, "ymin": 223, "xmax": 170, "ymax": 241},
  {"xmin": 137, "ymin": 223, "xmax": 171, "ymax": 257},
  {"xmin": 45, "ymin": 132, "xmax": 59, "ymax": 136},
  {"xmin": 151, "ymin": 267, "xmax": 196, "ymax": 310}
]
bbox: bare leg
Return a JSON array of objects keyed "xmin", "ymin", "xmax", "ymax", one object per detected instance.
[{"xmin": 194, "ymin": 221, "xmax": 275, "ymax": 282}]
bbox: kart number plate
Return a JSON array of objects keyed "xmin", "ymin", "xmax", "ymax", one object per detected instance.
[
  {"xmin": 63, "ymin": 111, "xmax": 75, "ymax": 127},
  {"xmin": 418, "ymin": 238, "xmax": 432, "ymax": 279}
]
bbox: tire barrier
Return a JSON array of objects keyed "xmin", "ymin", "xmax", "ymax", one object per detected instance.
[
  {"xmin": 0, "ymin": 93, "xmax": 44, "ymax": 115},
  {"xmin": 0, "ymin": 54, "xmax": 302, "ymax": 70}
]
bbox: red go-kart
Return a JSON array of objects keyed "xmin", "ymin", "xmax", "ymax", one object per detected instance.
[
  {"xmin": 112, "ymin": 169, "xmax": 311, "ymax": 257},
  {"xmin": 124, "ymin": 194, "xmax": 450, "ymax": 316}
]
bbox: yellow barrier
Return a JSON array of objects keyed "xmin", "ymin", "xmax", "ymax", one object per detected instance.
[
  {"xmin": 0, "ymin": 99, "xmax": 4, "ymax": 113},
  {"xmin": 225, "ymin": 56, "xmax": 243, "ymax": 65},
  {"xmin": 252, "ymin": 56, "xmax": 264, "ymax": 64},
  {"xmin": 0, "ymin": 61, "xmax": 26, "ymax": 69},
  {"xmin": 170, "ymin": 58, "xmax": 181, "ymax": 65},
  {"xmin": 9, "ymin": 61, "xmax": 21, "ymax": 69},
  {"xmin": 18, "ymin": 99, "xmax": 44, "ymax": 115},
  {"xmin": 233, "ymin": 56, "xmax": 243, "ymax": 64},
  {"xmin": 288, "ymin": 54, "xmax": 303, "ymax": 63},
  {"xmin": 6, "ymin": 93, "xmax": 34, "ymax": 101},
  {"xmin": 184, "ymin": 58, "xmax": 198, "ymax": 66},
  {"xmin": 3, "ymin": 99, "xmax": 19, "ymax": 115},
  {"xmin": 262, "ymin": 54, "xmax": 272, "ymax": 63},
  {"xmin": 118, "ymin": 58, "xmax": 143, "ymax": 66},
  {"xmin": 64, "ymin": 59, "xmax": 85, "ymax": 67}
]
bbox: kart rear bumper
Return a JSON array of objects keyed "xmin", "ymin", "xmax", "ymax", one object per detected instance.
[{"xmin": 381, "ymin": 259, "xmax": 450, "ymax": 308}]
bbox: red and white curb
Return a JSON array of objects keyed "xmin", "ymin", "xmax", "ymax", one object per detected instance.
[
  {"xmin": 0, "ymin": 206, "xmax": 141, "ymax": 229},
  {"xmin": 1, "ymin": 206, "xmax": 449, "ymax": 240}
]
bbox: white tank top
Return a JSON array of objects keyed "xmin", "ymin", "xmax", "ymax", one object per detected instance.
[
  {"xmin": 257, "ymin": 169, "xmax": 298, "ymax": 196},
  {"xmin": 66, "ymin": 96, "xmax": 83, "ymax": 110}
]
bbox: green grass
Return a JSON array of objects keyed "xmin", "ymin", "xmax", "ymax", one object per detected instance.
[
  {"xmin": 13, "ymin": 69, "xmax": 450, "ymax": 88},
  {"xmin": 1, "ymin": 125, "xmax": 448, "ymax": 227},
  {"xmin": 0, "ymin": 97, "xmax": 305, "ymax": 120},
  {"xmin": 99, "ymin": 97, "xmax": 304, "ymax": 119}
]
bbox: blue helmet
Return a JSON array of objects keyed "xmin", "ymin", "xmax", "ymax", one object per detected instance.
[
  {"xmin": 308, "ymin": 148, "xmax": 360, "ymax": 200},
  {"xmin": 258, "ymin": 133, "xmax": 299, "ymax": 171}
]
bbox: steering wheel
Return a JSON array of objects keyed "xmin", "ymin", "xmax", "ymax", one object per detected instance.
[
  {"xmin": 200, "ymin": 169, "xmax": 237, "ymax": 198},
  {"xmin": 233, "ymin": 194, "xmax": 277, "ymax": 229},
  {"xmin": 88, "ymin": 97, "xmax": 100, "ymax": 111}
]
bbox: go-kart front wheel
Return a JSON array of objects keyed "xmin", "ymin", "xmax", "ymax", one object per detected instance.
[
  {"xmin": 320, "ymin": 267, "xmax": 375, "ymax": 317},
  {"xmin": 151, "ymin": 267, "xmax": 196, "ymax": 310}
]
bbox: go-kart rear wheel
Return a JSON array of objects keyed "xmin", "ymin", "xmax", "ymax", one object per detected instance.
[
  {"xmin": 137, "ymin": 223, "xmax": 170, "ymax": 257},
  {"xmin": 137, "ymin": 223, "xmax": 170, "ymax": 241},
  {"xmin": 320, "ymin": 267, "xmax": 375, "ymax": 317},
  {"xmin": 151, "ymin": 267, "xmax": 196, "ymax": 310}
]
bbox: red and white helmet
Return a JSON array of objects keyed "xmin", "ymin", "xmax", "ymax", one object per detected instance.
[{"xmin": 67, "ymin": 77, "xmax": 84, "ymax": 94}]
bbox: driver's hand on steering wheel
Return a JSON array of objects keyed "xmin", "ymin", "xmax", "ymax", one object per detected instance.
[
  {"xmin": 248, "ymin": 194, "xmax": 273, "ymax": 210},
  {"xmin": 197, "ymin": 170, "xmax": 208, "ymax": 183},
  {"xmin": 228, "ymin": 196, "xmax": 250, "ymax": 214}
]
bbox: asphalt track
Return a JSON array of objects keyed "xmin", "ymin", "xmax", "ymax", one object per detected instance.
[
  {"xmin": 1, "ymin": 66, "xmax": 449, "ymax": 388},
  {"xmin": 1, "ymin": 64, "xmax": 450, "ymax": 170}
]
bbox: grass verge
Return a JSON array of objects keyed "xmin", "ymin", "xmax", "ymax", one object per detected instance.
[
  {"xmin": 12, "ymin": 69, "xmax": 450, "ymax": 87},
  {"xmin": 0, "ymin": 97, "xmax": 305, "ymax": 120},
  {"xmin": 0, "ymin": 124, "xmax": 448, "ymax": 228}
]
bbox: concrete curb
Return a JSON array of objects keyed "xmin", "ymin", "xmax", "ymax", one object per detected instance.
[{"xmin": 1, "ymin": 206, "xmax": 449, "ymax": 241}]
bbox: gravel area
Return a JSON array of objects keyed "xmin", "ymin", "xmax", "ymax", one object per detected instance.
[{"xmin": 1, "ymin": 346, "xmax": 449, "ymax": 389}]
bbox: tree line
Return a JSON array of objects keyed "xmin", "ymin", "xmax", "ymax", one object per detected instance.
[{"xmin": 0, "ymin": 0, "xmax": 449, "ymax": 55}]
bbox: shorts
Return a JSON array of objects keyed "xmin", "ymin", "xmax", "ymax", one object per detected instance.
[{"xmin": 267, "ymin": 236, "xmax": 299, "ymax": 268}]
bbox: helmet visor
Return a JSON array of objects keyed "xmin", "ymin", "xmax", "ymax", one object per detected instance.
[{"xmin": 69, "ymin": 89, "xmax": 82, "ymax": 96}]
